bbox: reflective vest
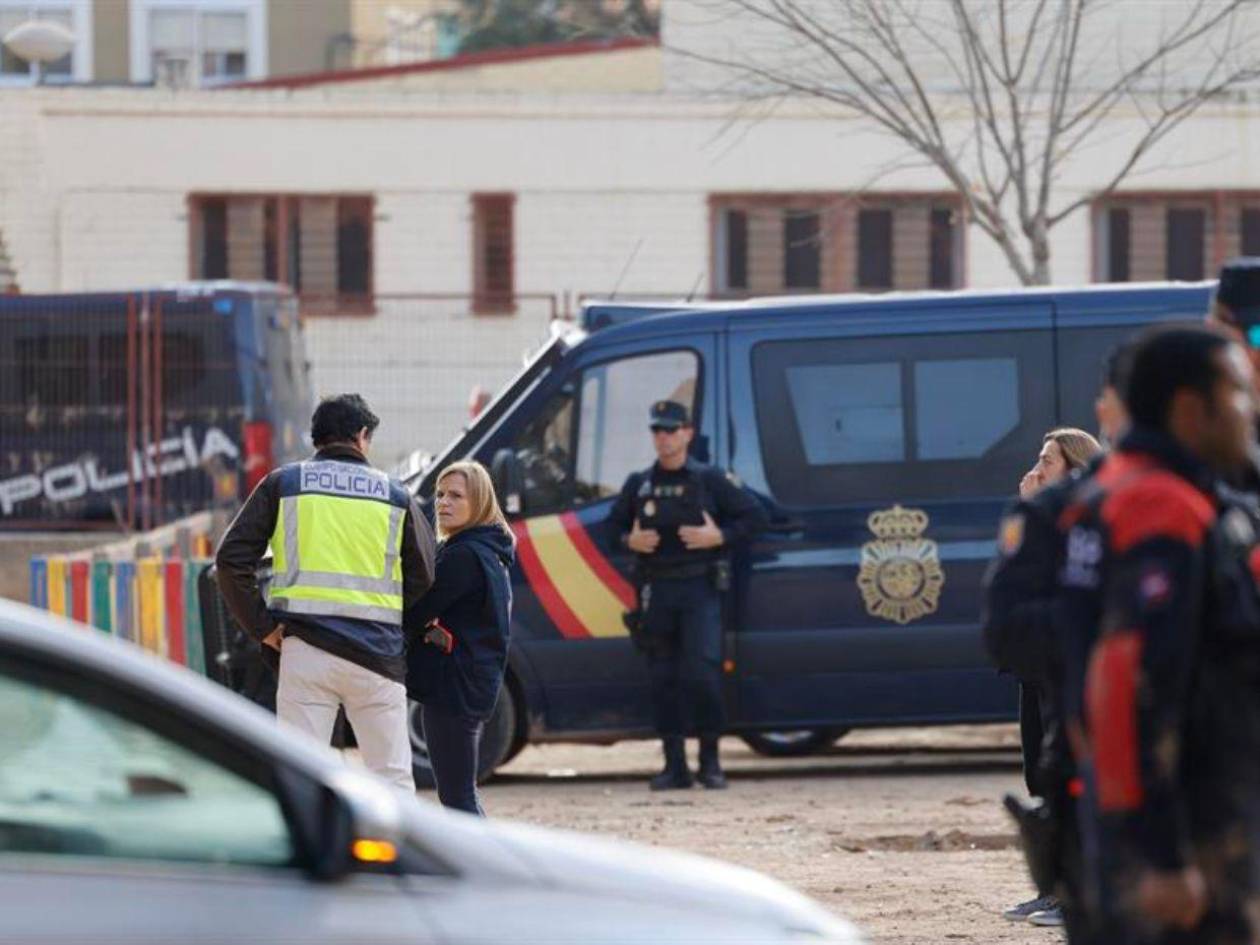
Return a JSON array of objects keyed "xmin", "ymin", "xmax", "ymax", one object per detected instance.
[{"xmin": 266, "ymin": 459, "xmax": 409, "ymax": 627}]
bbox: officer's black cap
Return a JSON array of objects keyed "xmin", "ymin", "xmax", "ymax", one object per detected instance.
[
  {"xmin": 649, "ymin": 400, "xmax": 690, "ymax": 431},
  {"xmin": 1216, "ymin": 258, "xmax": 1260, "ymax": 331}
]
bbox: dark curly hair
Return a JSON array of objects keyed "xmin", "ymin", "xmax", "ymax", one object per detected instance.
[
  {"xmin": 310, "ymin": 394, "xmax": 379, "ymax": 447},
  {"xmin": 1124, "ymin": 324, "xmax": 1232, "ymax": 429}
]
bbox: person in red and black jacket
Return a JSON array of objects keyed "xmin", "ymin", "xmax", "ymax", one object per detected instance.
[{"xmin": 1057, "ymin": 324, "xmax": 1260, "ymax": 944}]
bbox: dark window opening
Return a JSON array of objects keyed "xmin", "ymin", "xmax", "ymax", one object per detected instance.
[
  {"xmin": 783, "ymin": 210, "xmax": 821, "ymax": 290},
  {"xmin": 287, "ymin": 201, "xmax": 302, "ymax": 292},
  {"xmin": 929, "ymin": 208, "xmax": 955, "ymax": 289},
  {"xmin": 1107, "ymin": 208, "xmax": 1131, "ymax": 282},
  {"xmin": 725, "ymin": 209, "xmax": 748, "ymax": 291},
  {"xmin": 263, "ymin": 198, "xmax": 278, "ymax": 283},
  {"xmin": 1166, "ymin": 208, "xmax": 1205, "ymax": 280},
  {"xmin": 337, "ymin": 198, "xmax": 372, "ymax": 296},
  {"xmin": 261, "ymin": 198, "xmax": 302, "ymax": 292},
  {"xmin": 474, "ymin": 195, "xmax": 515, "ymax": 312},
  {"xmin": 857, "ymin": 209, "xmax": 893, "ymax": 290},
  {"xmin": 1242, "ymin": 208, "xmax": 1260, "ymax": 257},
  {"xmin": 190, "ymin": 195, "xmax": 372, "ymax": 312},
  {"xmin": 200, "ymin": 198, "xmax": 228, "ymax": 281}
]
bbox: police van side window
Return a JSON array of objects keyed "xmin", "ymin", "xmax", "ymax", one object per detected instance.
[
  {"xmin": 510, "ymin": 349, "xmax": 699, "ymax": 515},
  {"xmin": 1055, "ymin": 325, "xmax": 1143, "ymax": 431},
  {"xmin": 915, "ymin": 359, "xmax": 1019, "ymax": 460},
  {"xmin": 574, "ymin": 350, "xmax": 699, "ymax": 504},
  {"xmin": 785, "ymin": 361, "xmax": 904, "ymax": 463},
  {"xmin": 753, "ymin": 332, "xmax": 1053, "ymax": 505}
]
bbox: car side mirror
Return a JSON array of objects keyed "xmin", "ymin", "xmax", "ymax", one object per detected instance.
[
  {"xmin": 491, "ymin": 448, "xmax": 525, "ymax": 517},
  {"xmin": 297, "ymin": 771, "xmax": 407, "ymax": 883},
  {"xmin": 310, "ymin": 784, "xmax": 356, "ymax": 881}
]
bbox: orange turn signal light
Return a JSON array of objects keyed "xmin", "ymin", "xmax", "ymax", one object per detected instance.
[
  {"xmin": 352, "ymin": 839, "xmax": 398, "ymax": 864},
  {"xmin": 722, "ymin": 659, "xmax": 736, "ymax": 674}
]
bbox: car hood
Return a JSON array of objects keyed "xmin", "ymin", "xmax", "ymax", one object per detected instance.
[{"xmin": 406, "ymin": 810, "xmax": 860, "ymax": 942}]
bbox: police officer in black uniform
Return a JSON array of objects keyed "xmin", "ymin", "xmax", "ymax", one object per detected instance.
[
  {"xmin": 609, "ymin": 400, "xmax": 766, "ymax": 791},
  {"xmin": 983, "ymin": 345, "xmax": 1131, "ymax": 933}
]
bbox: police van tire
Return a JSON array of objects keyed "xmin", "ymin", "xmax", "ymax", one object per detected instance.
[
  {"xmin": 498, "ymin": 675, "xmax": 528, "ymax": 765},
  {"xmin": 741, "ymin": 728, "xmax": 848, "ymax": 757},
  {"xmin": 408, "ymin": 690, "xmax": 518, "ymax": 790}
]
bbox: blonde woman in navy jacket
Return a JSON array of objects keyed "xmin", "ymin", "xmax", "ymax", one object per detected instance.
[{"xmin": 405, "ymin": 461, "xmax": 514, "ymax": 815}]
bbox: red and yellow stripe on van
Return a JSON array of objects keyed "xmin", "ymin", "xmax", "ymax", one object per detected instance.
[{"xmin": 513, "ymin": 513, "xmax": 635, "ymax": 639}]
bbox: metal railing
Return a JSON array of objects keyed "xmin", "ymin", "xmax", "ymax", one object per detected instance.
[{"xmin": 298, "ymin": 292, "xmax": 565, "ymax": 464}]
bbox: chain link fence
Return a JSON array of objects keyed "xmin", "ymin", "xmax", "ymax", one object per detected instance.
[{"xmin": 301, "ymin": 293, "xmax": 563, "ymax": 469}]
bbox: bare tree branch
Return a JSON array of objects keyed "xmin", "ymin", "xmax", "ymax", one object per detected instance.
[{"xmin": 672, "ymin": 0, "xmax": 1260, "ymax": 284}]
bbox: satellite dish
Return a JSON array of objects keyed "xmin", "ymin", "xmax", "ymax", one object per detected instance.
[{"xmin": 3, "ymin": 18, "xmax": 75, "ymax": 64}]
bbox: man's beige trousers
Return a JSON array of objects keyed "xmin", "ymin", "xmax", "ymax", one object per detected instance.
[{"xmin": 276, "ymin": 635, "xmax": 415, "ymax": 792}]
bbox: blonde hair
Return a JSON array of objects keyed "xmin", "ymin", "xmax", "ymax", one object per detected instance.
[
  {"xmin": 436, "ymin": 460, "xmax": 514, "ymax": 543},
  {"xmin": 1044, "ymin": 427, "xmax": 1103, "ymax": 472}
]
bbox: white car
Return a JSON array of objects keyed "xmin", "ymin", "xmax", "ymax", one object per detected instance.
[{"xmin": 0, "ymin": 599, "xmax": 862, "ymax": 944}]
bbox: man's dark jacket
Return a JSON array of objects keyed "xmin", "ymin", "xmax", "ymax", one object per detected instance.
[
  {"xmin": 1058, "ymin": 428, "xmax": 1260, "ymax": 939},
  {"xmin": 215, "ymin": 444, "xmax": 437, "ymax": 682}
]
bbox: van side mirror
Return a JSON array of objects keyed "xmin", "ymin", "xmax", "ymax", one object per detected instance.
[{"xmin": 491, "ymin": 448, "xmax": 525, "ymax": 517}]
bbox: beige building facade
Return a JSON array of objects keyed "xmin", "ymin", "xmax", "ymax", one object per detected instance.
[{"xmin": 6, "ymin": 77, "xmax": 1260, "ymax": 458}]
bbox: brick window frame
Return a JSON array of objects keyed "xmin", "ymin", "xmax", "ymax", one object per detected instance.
[
  {"xmin": 708, "ymin": 193, "xmax": 965, "ymax": 297},
  {"xmin": 187, "ymin": 193, "xmax": 375, "ymax": 315},
  {"xmin": 472, "ymin": 193, "xmax": 515, "ymax": 315},
  {"xmin": 1091, "ymin": 191, "xmax": 1260, "ymax": 283}
]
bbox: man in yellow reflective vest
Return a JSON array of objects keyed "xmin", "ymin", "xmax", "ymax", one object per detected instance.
[{"xmin": 216, "ymin": 394, "xmax": 436, "ymax": 791}]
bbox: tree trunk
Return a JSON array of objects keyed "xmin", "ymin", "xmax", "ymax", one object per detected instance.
[{"xmin": 1029, "ymin": 219, "xmax": 1052, "ymax": 286}]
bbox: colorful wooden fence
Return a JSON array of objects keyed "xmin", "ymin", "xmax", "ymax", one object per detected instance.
[{"xmin": 30, "ymin": 554, "xmax": 210, "ymax": 676}]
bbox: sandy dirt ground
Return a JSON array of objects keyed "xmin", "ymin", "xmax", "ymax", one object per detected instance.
[{"xmin": 475, "ymin": 724, "xmax": 1058, "ymax": 945}]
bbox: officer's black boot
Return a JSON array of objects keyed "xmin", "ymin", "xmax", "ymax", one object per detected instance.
[
  {"xmin": 696, "ymin": 736, "xmax": 727, "ymax": 790},
  {"xmin": 649, "ymin": 736, "xmax": 693, "ymax": 791}
]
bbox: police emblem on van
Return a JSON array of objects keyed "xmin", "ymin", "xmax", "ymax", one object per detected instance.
[{"xmin": 857, "ymin": 505, "xmax": 945, "ymax": 625}]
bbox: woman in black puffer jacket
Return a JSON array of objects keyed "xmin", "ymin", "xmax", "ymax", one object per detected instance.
[{"xmin": 404, "ymin": 460, "xmax": 514, "ymax": 815}]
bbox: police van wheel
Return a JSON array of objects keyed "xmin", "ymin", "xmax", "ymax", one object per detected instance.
[
  {"xmin": 741, "ymin": 728, "xmax": 848, "ymax": 757},
  {"xmin": 408, "ymin": 692, "xmax": 518, "ymax": 790}
]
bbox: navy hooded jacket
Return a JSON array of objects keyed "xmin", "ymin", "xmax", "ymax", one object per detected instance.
[{"xmin": 404, "ymin": 524, "xmax": 515, "ymax": 721}]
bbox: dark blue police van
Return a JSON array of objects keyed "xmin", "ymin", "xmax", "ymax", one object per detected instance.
[
  {"xmin": 0, "ymin": 282, "xmax": 313, "ymax": 529},
  {"xmin": 409, "ymin": 282, "xmax": 1214, "ymax": 782}
]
